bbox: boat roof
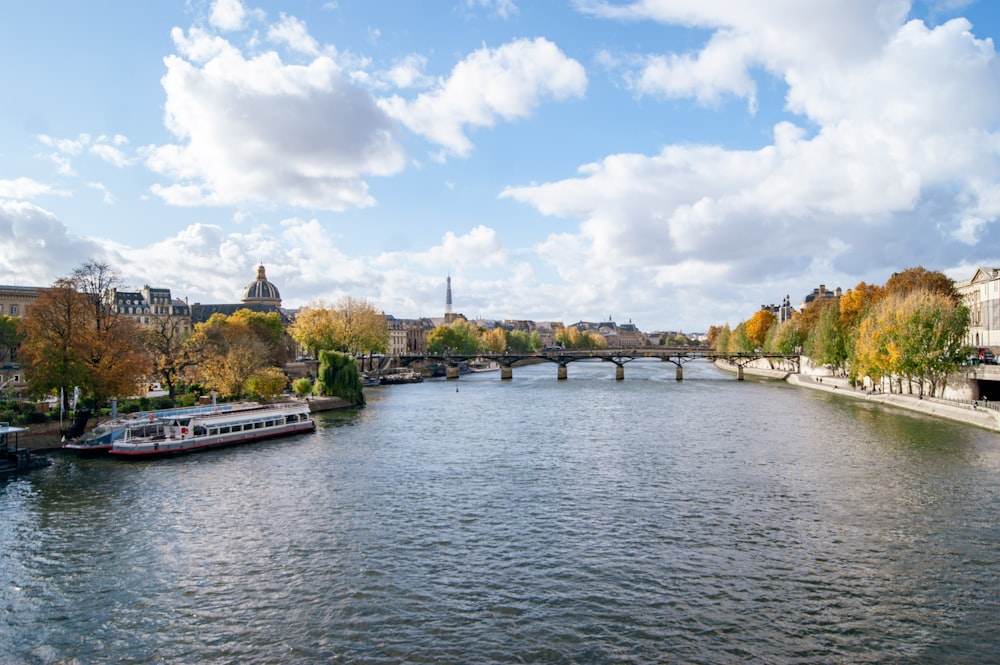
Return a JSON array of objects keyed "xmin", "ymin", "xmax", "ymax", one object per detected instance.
[{"xmin": 162, "ymin": 402, "xmax": 309, "ymax": 424}]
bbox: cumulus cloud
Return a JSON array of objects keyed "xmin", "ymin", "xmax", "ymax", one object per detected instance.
[
  {"xmin": 379, "ymin": 38, "xmax": 587, "ymax": 156},
  {"xmin": 505, "ymin": 1, "xmax": 1000, "ymax": 321},
  {"xmin": 0, "ymin": 201, "xmax": 105, "ymax": 285},
  {"xmin": 146, "ymin": 26, "xmax": 406, "ymax": 211}
]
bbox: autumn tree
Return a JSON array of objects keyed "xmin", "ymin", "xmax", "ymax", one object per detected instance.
[
  {"xmin": 189, "ymin": 311, "xmax": 283, "ymax": 399},
  {"xmin": 852, "ymin": 289, "xmax": 968, "ymax": 395},
  {"xmin": 885, "ymin": 266, "xmax": 959, "ymax": 304},
  {"xmin": 480, "ymin": 327, "xmax": 508, "ymax": 353},
  {"xmin": 143, "ymin": 313, "xmax": 197, "ymax": 399},
  {"xmin": 229, "ymin": 309, "xmax": 288, "ymax": 366},
  {"xmin": 18, "ymin": 280, "xmax": 92, "ymax": 406},
  {"xmin": 745, "ymin": 309, "xmax": 776, "ymax": 350},
  {"xmin": 288, "ymin": 301, "xmax": 339, "ymax": 357},
  {"xmin": 288, "ymin": 297, "xmax": 388, "ymax": 364},
  {"xmin": 556, "ymin": 326, "xmax": 607, "ymax": 349}
]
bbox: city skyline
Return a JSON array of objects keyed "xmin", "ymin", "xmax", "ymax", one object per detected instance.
[{"xmin": 2, "ymin": 1, "xmax": 999, "ymax": 332}]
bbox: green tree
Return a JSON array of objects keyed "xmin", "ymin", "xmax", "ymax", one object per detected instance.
[
  {"xmin": 805, "ymin": 301, "xmax": 847, "ymax": 371},
  {"xmin": 0, "ymin": 314, "xmax": 24, "ymax": 365},
  {"xmin": 427, "ymin": 319, "xmax": 481, "ymax": 354},
  {"xmin": 316, "ymin": 350, "xmax": 365, "ymax": 405}
]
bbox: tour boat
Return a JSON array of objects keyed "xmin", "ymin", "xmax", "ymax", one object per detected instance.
[
  {"xmin": 62, "ymin": 402, "xmax": 250, "ymax": 457},
  {"xmin": 109, "ymin": 402, "xmax": 315, "ymax": 457}
]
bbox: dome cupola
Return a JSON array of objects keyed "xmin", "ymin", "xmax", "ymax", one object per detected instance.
[{"xmin": 241, "ymin": 264, "xmax": 281, "ymax": 306}]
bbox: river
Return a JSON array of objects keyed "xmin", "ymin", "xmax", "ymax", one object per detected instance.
[{"xmin": 3, "ymin": 359, "xmax": 999, "ymax": 664}]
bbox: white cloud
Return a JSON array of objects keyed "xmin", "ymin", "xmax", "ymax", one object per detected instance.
[
  {"xmin": 379, "ymin": 38, "xmax": 587, "ymax": 156},
  {"xmin": 0, "ymin": 201, "xmax": 104, "ymax": 285},
  {"xmin": 0, "ymin": 177, "xmax": 60, "ymax": 200},
  {"xmin": 373, "ymin": 225, "xmax": 508, "ymax": 270},
  {"xmin": 210, "ymin": 0, "xmax": 249, "ymax": 32},
  {"xmin": 502, "ymin": 2, "xmax": 1000, "ymax": 321},
  {"xmin": 146, "ymin": 26, "xmax": 406, "ymax": 211},
  {"xmin": 267, "ymin": 13, "xmax": 321, "ymax": 56}
]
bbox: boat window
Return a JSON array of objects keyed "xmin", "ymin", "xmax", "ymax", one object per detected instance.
[
  {"xmin": 194, "ymin": 426, "xmax": 207, "ymax": 436},
  {"xmin": 220, "ymin": 426, "xmax": 230, "ymax": 434}
]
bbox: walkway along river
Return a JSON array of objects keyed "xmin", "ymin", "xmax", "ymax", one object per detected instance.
[{"xmin": 3, "ymin": 359, "xmax": 1000, "ymax": 663}]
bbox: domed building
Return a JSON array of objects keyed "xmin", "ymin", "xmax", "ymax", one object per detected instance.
[
  {"xmin": 190, "ymin": 263, "xmax": 287, "ymax": 324},
  {"xmin": 242, "ymin": 264, "xmax": 282, "ymax": 307}
]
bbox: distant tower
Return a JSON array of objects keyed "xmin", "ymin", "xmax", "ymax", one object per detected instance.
[{"xmin": 445, "ymin": 275, "xmax": 453, "ymax": 316}]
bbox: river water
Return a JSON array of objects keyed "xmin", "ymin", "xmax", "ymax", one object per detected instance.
[{"xmin": 3, "ymin": 360, "xmax": 1000, "ymax": 664}]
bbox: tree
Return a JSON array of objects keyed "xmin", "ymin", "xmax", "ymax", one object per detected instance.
[
  {"xmin": 556, "ymin": 326, "xmax": 607, "ymax": 349},
  {"xmin": 334, "ymin": 296, "xmax": 389, "ymax": 359},
  {"xmin": 143, "ymin": 313, "xmax": 196, "ymax": 399},
  {"xmin": 885, "ymin": 266, "xmax": 959, "ymax": 304},
  {"xmin": 229, "ymin": 308, "xmax": 288, "ymax": 365},
  {"xmin": 745, "ymin": 309, "xmax": 776, "ymax": 350},
  {"xmin": 507, "ymin": 329, "xmax": 541, "ymax": 353},
  {"xmin": 17, "ymin": 279, "xmax": 92, "ymax": 405},
  {"xmin": 288, "ymin": 301, "xmax": 340, "ymax": 357},
  {"xmin": 316, "ymin": 350, "xmax": 364, "ymax": 405},
  {"xmin": 72, "ymin": 258, "xmax": 123, "ymax": 333},
  {"xmin": 805, "ymin": 301, "xmax": 847, "ymax": 371},
  {"xmin": 188, "ymin": 312, "xmax": 278, "ymax": 399},
  {"xmin": 0, "ymin": 315, "xmax": 24, "ymax": 364},
  {"xmin": 427, "ymin": 319, "xmax": 481, "ymax": 354},
  {"xmin": 481, "ymin": 327, "xmax": 508, "ymax": 353},
  {"xmin": 245, "ymin": 367, "xmax": 289, "ymax": 401},
  {"xmin": 852, "ymin": 289, "xmax": 968, "ymax": 396}
]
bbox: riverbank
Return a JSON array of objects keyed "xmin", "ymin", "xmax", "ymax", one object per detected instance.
[{"xmin": 716, "ymin": 360, "xmax": 1000, "ymax": 433}]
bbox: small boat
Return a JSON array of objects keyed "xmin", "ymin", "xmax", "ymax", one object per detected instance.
[
  {"xmin": 2, "ymin": 423, "xmax": 51, "ymax": 476},
  {"xmin": 361, "ymin": 373, "xmax": 380, "ymax": 387},
  {"xmin": 109, "ymin": 402, "xmax": 315, "ymax": 458},
  {"xmin": 379, "ymin": 369, "xmax": 424, "ymax": 385},
  {"xmin": 62, "ymin": 403, "xmax": 249, "ymax": 457},
  {"xmin": 469, "ymin": 359, "xmax": 500, "ymax": 373}
]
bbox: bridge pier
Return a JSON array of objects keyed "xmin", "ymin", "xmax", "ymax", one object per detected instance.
[
  {"xmin": 557, "ymin": 365, "xmax": 568, "ymax": 380},
  {"xmin": 500, "ymin": 366, "xmax": 512, "ymax": 380},
  {"xmin": 737, "ymin": 365, "xmax": 744, "ymax": 381},
  {"xmin": 616, "ymin": 365, "xmax": 624, "ymax": 381},
  {"xmin": 676, "ymin": 365, "xmax": 683, "ymax": 381},
  {"xmin": 446, "ymin": 365, "xmax": 461, "ymax": 380}
]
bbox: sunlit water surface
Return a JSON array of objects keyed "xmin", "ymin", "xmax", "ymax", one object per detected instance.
[{"xmin": 3, "ymin": 360, "xmax": 1000, "ymax": 663}]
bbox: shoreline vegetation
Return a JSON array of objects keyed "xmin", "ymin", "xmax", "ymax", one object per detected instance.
[{"xmin": 716, "ymin": 359, "xmax": 1000, "ymax": 433}]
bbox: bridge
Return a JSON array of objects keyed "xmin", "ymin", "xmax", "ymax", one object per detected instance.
[{"xmin": 393, "ymin": 348, "xmax": 801, "ymax": 381}]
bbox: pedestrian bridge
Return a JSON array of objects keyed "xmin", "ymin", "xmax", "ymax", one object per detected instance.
[{"xmin": 395, "ymin": 348, "xmax": 800, "ymax": 381}]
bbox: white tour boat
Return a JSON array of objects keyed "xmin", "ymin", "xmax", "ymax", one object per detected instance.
[{"xmin": 109, "ymin": 402, "xmax": 315, "ymax": 457}]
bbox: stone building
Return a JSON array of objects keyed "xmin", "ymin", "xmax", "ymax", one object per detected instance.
[
  {"xmin": 955, "ymin": 267, "xmax": 1000, "ymax": 349},
  {"xmin": 111, "ymin": 286, "xmax": 192, "ymax": 334}
]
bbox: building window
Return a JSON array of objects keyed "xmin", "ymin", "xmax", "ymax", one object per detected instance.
[{"xmin": 9, "ymin": 305, "xmax": 17, "ymax": 316}]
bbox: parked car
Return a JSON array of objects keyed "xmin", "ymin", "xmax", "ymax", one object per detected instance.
[{"xmin": 979, "ymin": 348, "xmax": 997, "ymax": 365}]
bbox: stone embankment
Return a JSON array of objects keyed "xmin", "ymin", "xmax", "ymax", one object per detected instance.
[{"xmin": 717, "ymin": 360, "xmax": 1000, "ymax": 433}]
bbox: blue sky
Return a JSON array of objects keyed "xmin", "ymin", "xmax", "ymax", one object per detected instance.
[{"xmin": 2, "ymin": 0, "xmax": 999, "ymax": 332}]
